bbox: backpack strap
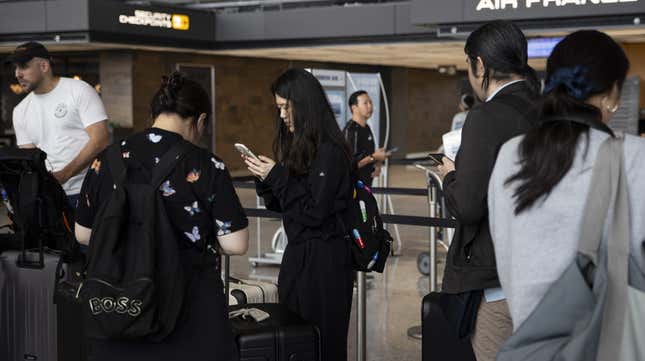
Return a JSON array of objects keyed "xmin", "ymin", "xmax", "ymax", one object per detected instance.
[
  {"xmin": 150, "ymin": 140, "xmax": 193, "ymax": 189},
  {"xmin": 16, "ymin": 171, "xmax": 38, "ymax": 229},
  {"xmin": 106, "ymin": 143, "xmax": 127, "ymax": 187}
]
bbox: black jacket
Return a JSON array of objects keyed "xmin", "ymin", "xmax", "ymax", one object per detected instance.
[
  {"xmin": 441, "ymin": 81, "xmax": 540, "ymax": 294},
  {"xmin": 343, "ymin": 120, "xmax": 376, "ymax": 186},
  {"xmin": 255, "ymin": 142, "xmax": 352, "ymax": 245},
  {"xmin": 255, "ymin": 142, "xmax": 354, "ymax": 361}
]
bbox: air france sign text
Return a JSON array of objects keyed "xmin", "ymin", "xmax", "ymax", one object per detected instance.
[{"xmin": 477, "ymin": 0, "xmax": 637, "ymax": 11}]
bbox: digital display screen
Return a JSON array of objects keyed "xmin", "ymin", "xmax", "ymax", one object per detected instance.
[{"xmin": 527, "ymin": 37, "xmax": 563, "ymax": 59}]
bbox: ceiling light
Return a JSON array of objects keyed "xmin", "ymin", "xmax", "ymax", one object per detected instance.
[{"xmin": 9, "ymin": 84, "xmax": 24, "ymax": 95}]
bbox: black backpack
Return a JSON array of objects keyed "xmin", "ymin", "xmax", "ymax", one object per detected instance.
[
  {"xmin": 341, "ymin": 177, "xmax": 392, "ymax": 273},
  {"xmin": 78, "ymin": 140, "xmax": 193, "ymax": 342},
  {"xmin": 0, "ymin": 148, "xmax": 80, "ymax": 265}
]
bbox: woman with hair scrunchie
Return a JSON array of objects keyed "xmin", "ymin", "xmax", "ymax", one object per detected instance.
[
  {"xmin": 543, "ymin": 66, "xmax": 595, "ymax": 101},
  {"xmin": 488, "ymin": 29, "xmax": 645, "ymax": 338}
]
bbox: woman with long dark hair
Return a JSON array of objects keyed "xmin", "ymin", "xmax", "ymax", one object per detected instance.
[
  {"xmin": 488, "ymin": 30, "xmax": 645, "ymax": 332},
  {"xmin": 75, "ymin": 72, "xmax": 249, "ymax": 361},
  {"xmin": 245, "ymin": 68, "xmax": 354, "ymax": 361}
]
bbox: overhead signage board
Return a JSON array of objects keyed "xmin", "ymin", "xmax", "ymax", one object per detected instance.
[
  {"xmin": 118, "ymin": 10, "xmax": 190, "ymax": 31},
  {"xmin": 527, "ymin": 37, "xmax": 563, "ymax": 58},
  {"xmin": 89, "ymin": 0, "xmax": 214, "ymax": 44},
  {"xmin": 412, "ymin": 0, "xmax": 645, "ymax": 25},
  {"xmin": 313, "ymin": 69, "xmax": 347, "ymax": 88}
]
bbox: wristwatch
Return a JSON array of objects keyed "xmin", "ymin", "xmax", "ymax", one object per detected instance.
[{"xmin": 368, "ymin": 155, "xmax": 375, "ymax": 162}]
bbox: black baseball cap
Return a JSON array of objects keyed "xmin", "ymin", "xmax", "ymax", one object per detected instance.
[{"xmin": 4, "ymin": 42, "xmax": 51, "ymax": 65}]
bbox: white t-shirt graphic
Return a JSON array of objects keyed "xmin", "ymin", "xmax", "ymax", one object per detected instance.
[{"xmin": 13, "ymin": 77, "xmax": 108, "ymax": 195}]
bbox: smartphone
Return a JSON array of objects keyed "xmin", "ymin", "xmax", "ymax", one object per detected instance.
[
  {"xmin": 427, "ymin": 153, "xmax": 445, "ymax": 166},
  {"xmin": 386, "ymin": 146, "xmax": 399, "ymax": 154},
  {"xmin": 234, "ymin": 143, "xmax": 259, "ymax": 160}
]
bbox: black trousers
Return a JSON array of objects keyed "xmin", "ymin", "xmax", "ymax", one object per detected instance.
[{"xmin": 278, "ymin": 236, "xmax": 354, "ymax": 361}]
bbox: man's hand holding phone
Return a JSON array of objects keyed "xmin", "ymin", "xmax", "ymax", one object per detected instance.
[
  {"xmin": 372, "ymin": 147, "xmax": 387, "ymax": 162},
  {"xmin": 428, "ymin": 153, "xmax": 455, "ymax": 181}
]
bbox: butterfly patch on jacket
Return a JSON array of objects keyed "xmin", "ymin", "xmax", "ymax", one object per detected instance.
[
  {"xmin": 148, "ymin": 133, "xmax": 163, "ymax": 143},
  {"xmin": 184, "ymin": 226, "xmax": 201, "ymax": 243},
  {"xmin": 211, "ymin": 158, "xmax": 225, "ymax": 170},
  {"xmin": 90, "ymin": 159, "xmax": 101, "ymax": 174},
  {"xmin": 186, "ymin": 169, "xmax": 201, "ymax": 183},
  {"xmin": 160, "ymin": 180, "xmax": 176, "ymax": 197},
  {"xmin": 184, "ymin": 201, "xmax": 201, "ymax": 216},
  {"xmin": 216, "ymin": 219, "xmax": 231, "ymax": 236}
]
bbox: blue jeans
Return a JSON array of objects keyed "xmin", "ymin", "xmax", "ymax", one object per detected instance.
[
  {"xmin": 66, "ymin": 194, "xmax": 87, "ymax": 253},
  {"xmin": 67, "ymin": 194, "xmax": 80, "ymax": 210}
]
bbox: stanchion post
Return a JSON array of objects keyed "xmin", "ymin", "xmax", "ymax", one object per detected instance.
[
  {"xmin": 357, "ymin": 271, "xmax": 367, "ymax": 361},
  {"xmin": 429, "ymin": 184, "xmax": 438, "ymax": 292},
  {"xmin": 256, "ymin": 195, "xmax": 262, "ymax": 260}
]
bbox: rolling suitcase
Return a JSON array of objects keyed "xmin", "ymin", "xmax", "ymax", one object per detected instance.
[
  {"xmin": 230, "ymin": 303, "xmax": 320, "ymax": 361},
  {"xmin": 223, "ymin": 255, "xmax": 320, "ymax": 361},
  {"xmin": 0, "ymin": 250, "xmax": 60, "ymax": 361},
  {"xmin": 0, "ymin": 249, "xmax": 87, "ymax": 361},
  {"xmin": 422, "ymin": 292, "xmax": 476, "ymax": 361}
]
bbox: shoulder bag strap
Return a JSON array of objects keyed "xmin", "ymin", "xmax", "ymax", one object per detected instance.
[{"xmin": 577, "ymin": 136, "xmax": 630, "ymax": 361}]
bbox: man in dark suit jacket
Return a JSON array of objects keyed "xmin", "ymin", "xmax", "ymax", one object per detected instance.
[{"xmin": 433, "ymin": 21, "xmax": 540, "ymax": 361}]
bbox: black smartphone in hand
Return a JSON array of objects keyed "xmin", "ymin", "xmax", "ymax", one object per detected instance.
[{"xmin": 427, "ymin": 153, "xmax": 445, "ymax": 167}]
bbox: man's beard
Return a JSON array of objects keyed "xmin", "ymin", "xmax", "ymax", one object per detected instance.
[
  {"xmin": 20, "ymin": 77, "xmax": 42, "ymax": 93},
  {"xmin": 20, "ymin": 81, "xmax": 35, "ymax": 93}
]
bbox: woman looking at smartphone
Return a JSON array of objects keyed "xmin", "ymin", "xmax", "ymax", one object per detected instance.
[{"xmin": 244, "ymin": 68, "xmax": 354, "ymax": 361}]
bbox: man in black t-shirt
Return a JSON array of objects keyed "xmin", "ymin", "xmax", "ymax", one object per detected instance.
[{"xmin": 343, "ymin": 90, "xmax": 388, "ymax": 186}]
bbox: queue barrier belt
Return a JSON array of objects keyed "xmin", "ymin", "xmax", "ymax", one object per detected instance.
[{"xmin": 233, "ymin": 176, "xmax": 454, "ymax": 228}]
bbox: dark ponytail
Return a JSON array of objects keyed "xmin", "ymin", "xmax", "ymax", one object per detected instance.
[
  {"xmin": 520, "ymin": 64, "xmax": 541, "ymax": 95},
  {"xmin": 465, "ymin": 20, "xmax": 538, "ymax": 95},
  {"xmin": 506, "ymin": 30, "xmax": 628, "ymax": 214},
  {"xmin": 150, "ymin": 72, "xmax": 211, "ymax": 126}
]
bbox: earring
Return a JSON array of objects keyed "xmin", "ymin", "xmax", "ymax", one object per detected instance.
[{"xmin": 607, "ymin": 104, "xmax": 619, "ymax": 113}]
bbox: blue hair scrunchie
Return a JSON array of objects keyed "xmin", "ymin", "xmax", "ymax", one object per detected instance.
[{"xmin": 543, "ymin": 66, "xmax": 594, "ymax": 100}]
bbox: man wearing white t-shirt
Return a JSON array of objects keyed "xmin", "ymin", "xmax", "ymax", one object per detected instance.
[{"xmin": 7, "ymin": 42, "xmax": 110, "ymax": 206}]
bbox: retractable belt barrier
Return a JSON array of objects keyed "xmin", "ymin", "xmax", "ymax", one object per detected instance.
[
  {"xmin": 387, "ymin": 157, "xmax": 429, "ymax": 165},
  {"xmin": 243, "ymin": 207, "xmax": 456, "ymax": 228},
  {"xmin": 233, "ymin": 178, "xmax": 456, "ymax": 229},
  {"xmin": 234, "ymin": 180, "xmax": 427, "ymax": 196}
]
